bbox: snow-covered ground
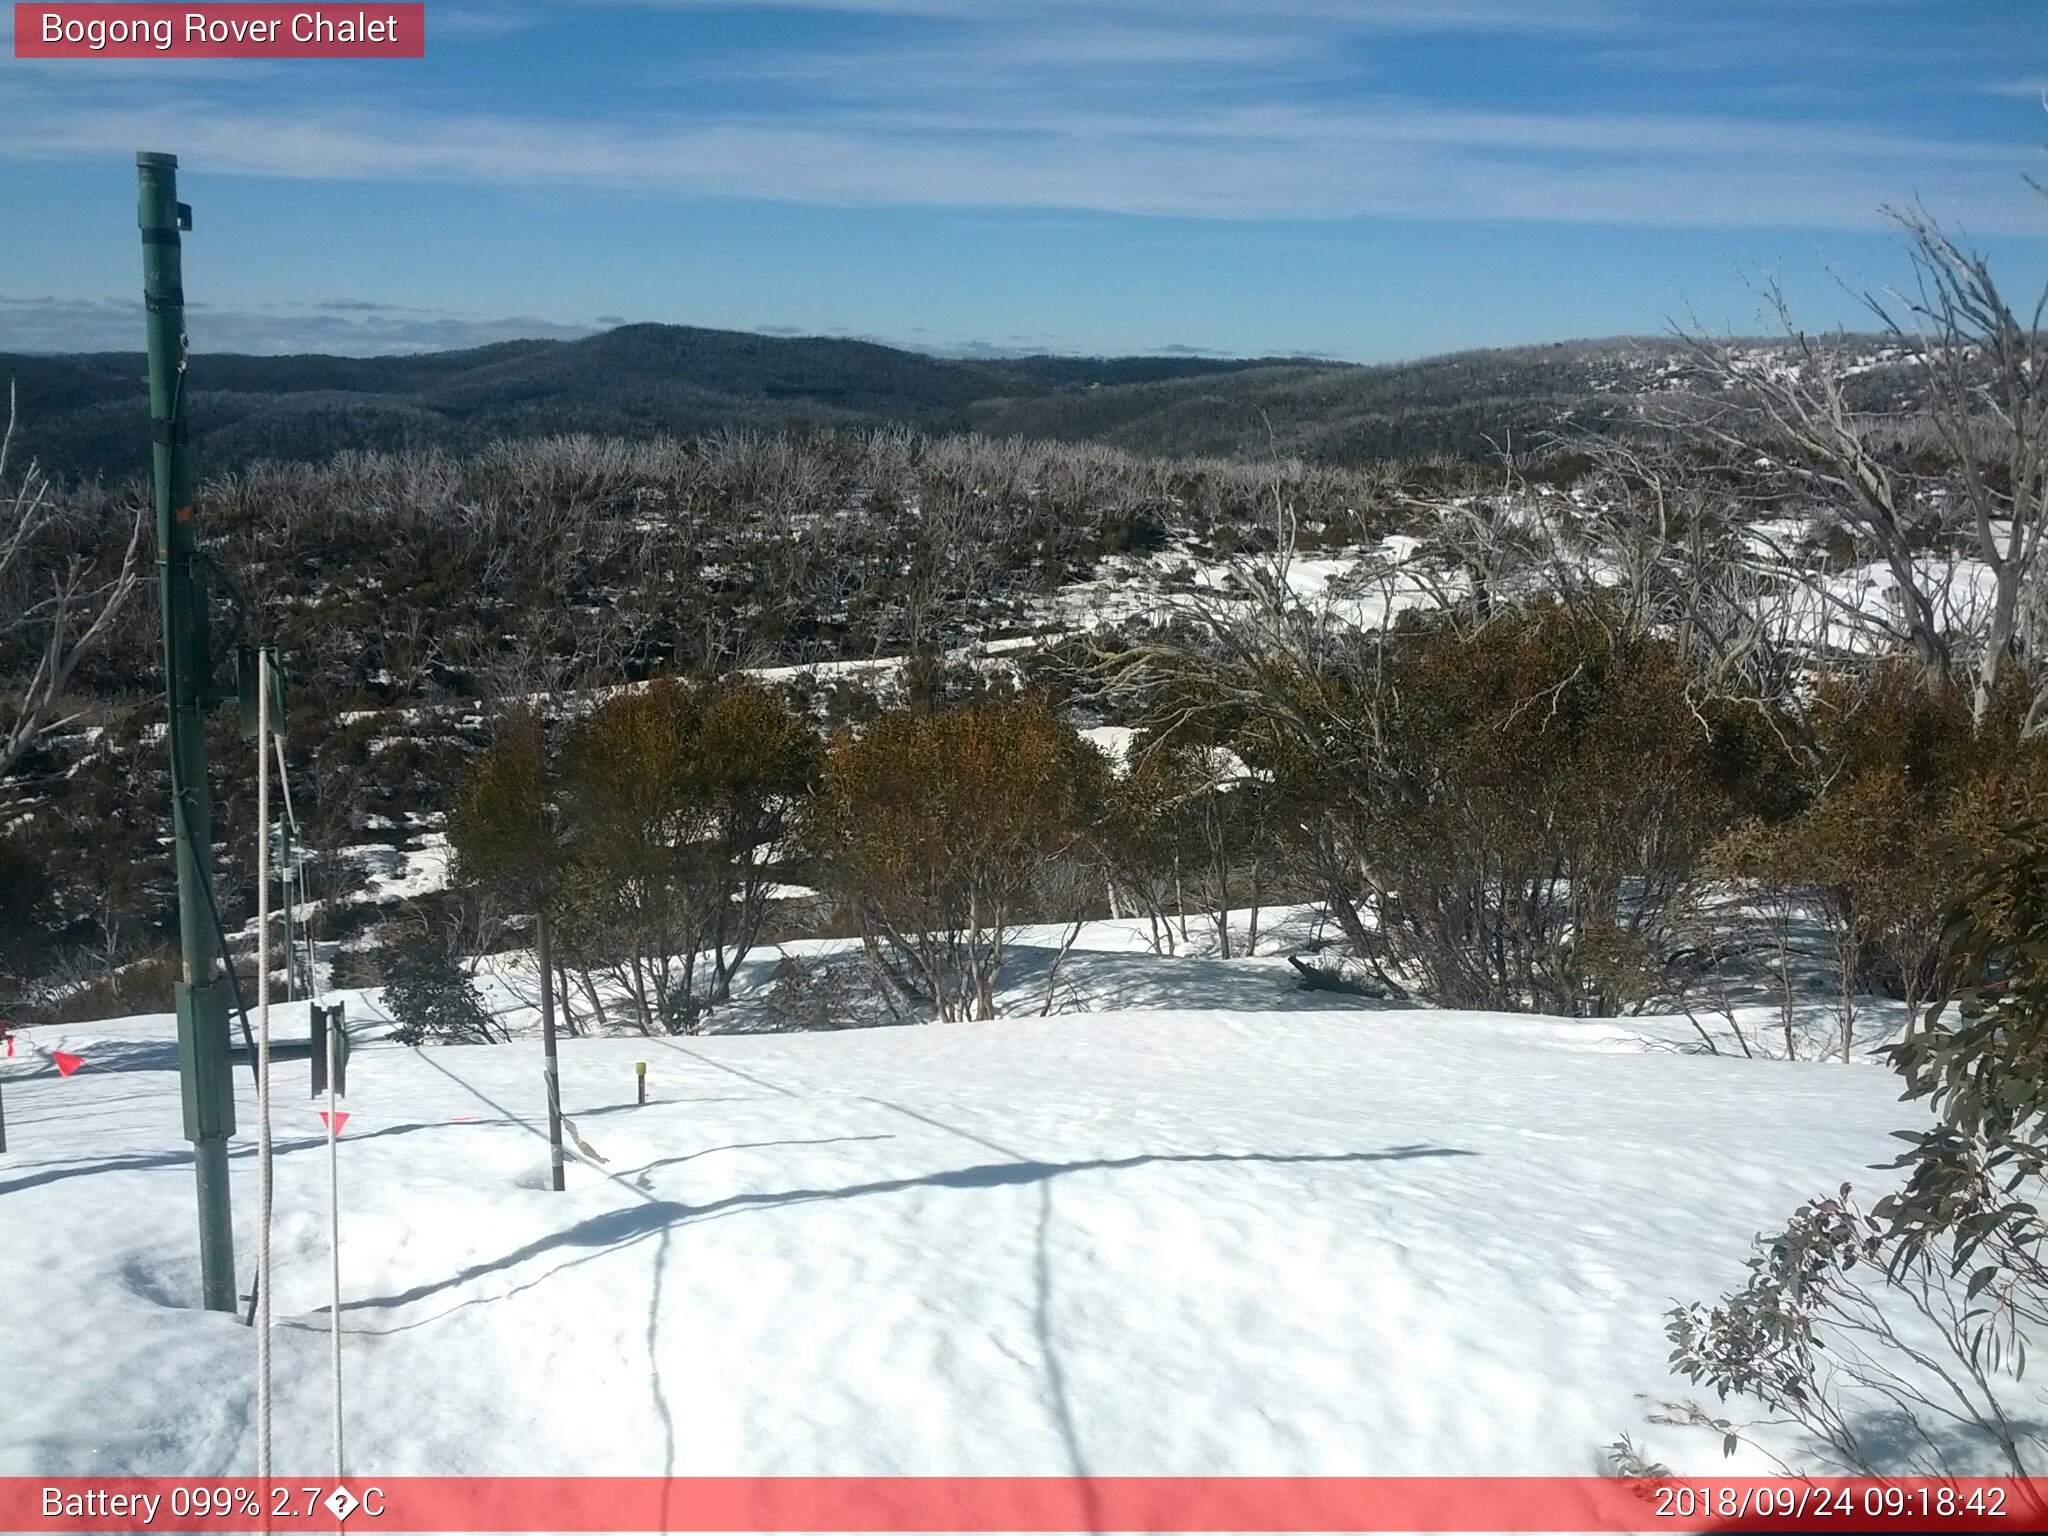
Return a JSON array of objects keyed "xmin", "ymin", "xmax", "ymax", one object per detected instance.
[{"xmin": 0, "ymin": 927, "xmax": 1931, "ymax": 1481}]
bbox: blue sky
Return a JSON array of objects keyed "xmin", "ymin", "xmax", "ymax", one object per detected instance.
[{"xmin": 2, "ymin": 1, "xmax": 2045, "ymax": 359}]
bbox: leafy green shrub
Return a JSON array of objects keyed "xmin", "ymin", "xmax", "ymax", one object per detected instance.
[
  {"xmin": 1666, "ymin": 1182, "xmax": 2046, "ymax": 1477},
  {"xmin": 1663, "ymin": 822, "xmax": 2048, "ymax": 1483},
  {"xmin": 1330, "ymin": 602, "xmax": 1775, "ymax": 1014},
  {"xmin": 372, "ymin": 920, "xmax": 503, "ymax": 1046}
]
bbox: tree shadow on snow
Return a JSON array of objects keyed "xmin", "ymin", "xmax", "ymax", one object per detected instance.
[
  {"xmin": 996, "ymin": 944, "xmax": 1396, "ymax": 1018},
  {"xmin": 334, "ymin": 1143, "xmax": 1475, "ymax": 1317},
  {"xmin": 1, "ymin": 1035, "xmax": 181, "ymax": 1075},
  {"xmin": 0, "ymin": 1117, "xmax": 518, "ymax": 1199},
  {"xmin": 626, "ymin": 1135, "xmax": 896, "ymax": 1190}
]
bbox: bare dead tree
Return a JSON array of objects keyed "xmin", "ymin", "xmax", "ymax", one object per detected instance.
[
  {"xmin": 1675, "ymin": 294, "xmax": 1956, "ymax": 685},
  {"xmin": 1871, "ymin": 205, "xmax": 2048, "ymax": 732},
  {"xmin": 1674, "ymin": 203, "xmax": 2047, "ymax": 732},
  {"xmin": 0, "ymin": 385, "xmax": 146, "ymax": 781},
  {"xmin": 1559, "ymin": 439, "xmax": 1840, "ymax": 750},
  {"xmin": 1101, "ymin": 476, "xmax": 1404, "ymax": 962}
]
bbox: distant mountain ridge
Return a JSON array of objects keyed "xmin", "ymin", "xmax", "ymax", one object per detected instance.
[
  {"xmin": 2, "ymin": 323, "xmax": 1308, "ymax": 483},
  {"xmin": 0, "ymin": 321, "xmax": 1889, "ymax": 482}
]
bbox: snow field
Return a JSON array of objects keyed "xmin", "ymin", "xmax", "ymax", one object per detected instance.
[{"xmin": 0, "ymin": 992, "xmax": 1919, "ymax": 1481}]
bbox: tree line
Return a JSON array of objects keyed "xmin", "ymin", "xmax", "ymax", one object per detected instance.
[{"xmin": 400, "ymin": 586, "xmax": 2043, "ymax": 1055}]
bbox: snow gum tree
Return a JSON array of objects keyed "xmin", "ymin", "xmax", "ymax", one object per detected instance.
[
  {"xmin": 1883, "ymin": 818, "xmax": 2048, "ymax": 1297},
  {"xmin": 557, "ymin": 677, "xmax": 814, "ymax": 1033},
  {"xmin": 1705, "ymin": 664, "xmax": 2048, "ymax": 1056},
  {"xmin": 450, "ymin": 706, "xmax": 562, "ymax": 918},
  {"xmin": 1358, "ymin": 603, "xmax": 1770, "ymax": 1015},
  {"xmin": 1093, "ymin": 739, "xmax": 1213, "ymax": 957},
  {"xmin": 373, "ymin": 916, "xmax": 506, "ymax": 1046},
  {"xmin": 810, "ymin": 692, "xmax": 1109, "ymax": 1021},
  {"xmin": 449, "ymin": 681, "xmax": 814, "ymax": 1035},
  {"xmin": 447, "ymin": 704, "xmax": 590, "ymax": 1030},
  {"xmin": 1124, "ymin": 591, "xmax": 1779, "ymax": 1015}
]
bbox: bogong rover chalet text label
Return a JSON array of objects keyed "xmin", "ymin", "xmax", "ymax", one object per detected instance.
[{"xmin": 14, "ymin": 4, "xmax": 426, "ymax": 57}]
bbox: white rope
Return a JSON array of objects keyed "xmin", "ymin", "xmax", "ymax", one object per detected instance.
[
  {"xmin": 272, "ymin": 733, "xmax": 311, "ymax": 1001},
  {"xmin": 273, "ymin": 706, "xmax": 342, "ymax": 1472},
  {"xmin": 254, "ymin": 649, "xmax": 274, "ymax": 1481},
  {"xmin": 326, "ymin": 1006, "xmax": 344, "ymax": 1478},
  {"xmin": 254, "ymin": 664, "xmax": 340, "ymax": 1476},
  {"xmin": 270, "ymin": 700, "xmax": 344, "ymax": 1474}
]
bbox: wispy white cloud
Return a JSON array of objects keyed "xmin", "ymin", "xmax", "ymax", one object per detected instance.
[
  {"xmin": 748, "ymin": 20, "xmax": 1314, "ymax": 75},
  {"xmin": 0, "ymin": 294, "xmax": 598, "ymax": 354},
  {"xmin": 0, "ymin": 0, "xmax": 2039, "ymax": 236},
  {"xmin": 645, "ymin": 0, "xmax": 1628, "ymax": 92},
  {"xmin": 3, "ymin": 83, "xmax": 2038, "ymax": 233},
  {"xmin": 432, "ymin": 8, "xmax": 551, "ymax": 41},
  {"xmin": 580, "ymin": 0, "xmax": 1627, "ymax": 29}
]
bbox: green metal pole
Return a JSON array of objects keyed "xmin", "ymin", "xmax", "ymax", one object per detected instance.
[{"xmin": 140, "ymin": 152, "xmax": 238, "ymax": 1314}]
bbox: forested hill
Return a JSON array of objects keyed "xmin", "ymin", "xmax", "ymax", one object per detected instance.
[
  {"xmin": 2, "ymin": 322, "xmax": 1891, "ymax": 483},
  {"xmin": 0, "ymin": 324, "xmax": 1306, "ymax": 483}
]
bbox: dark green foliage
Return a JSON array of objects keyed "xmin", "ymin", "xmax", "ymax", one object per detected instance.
[
  {"xmin": 0, "ymin": 832, "xmax": 55, "ymax": 1004},
  {"xmin": 1880, "ymin": 819, "xmax": 2048, "ymax": 1271},
  {"xmin": 372, "ymin": 922, "xmax": 504, "ymax": 1046},
  {"xmin": 1333, "ymin": 603, "xmax": 1772, "ymax": 1014},
  {"xmin": 969, "ymin": 334, "xmax": 1912, "ymax": 465},
  {"xmin": 448, "ymin": 708, "xmax": 561, "ymax": 916},
  {"xmin": 1666, "ymin": 827, "xmax": 2048, "ymax": 1479}
]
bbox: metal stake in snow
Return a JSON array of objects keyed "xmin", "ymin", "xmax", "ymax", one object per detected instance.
[
  {"xmin": 254, "ymin": 647, "xmax": 275, "ymax": 1481},
  {"xmin": 0, "ymin": 1024, "xmax": 12, "ymax": 1154},
  {"xmin": 537, "ymin": 911, "xmax": 565, "ymax": 1192},
  {"xmin": 0, "ymin": 1031, "xmax": 86, "ymax": 1152}
]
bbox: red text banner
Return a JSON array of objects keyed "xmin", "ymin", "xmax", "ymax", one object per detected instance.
[
  {"xmin": 3, "ymin": 1476, "xmax": 2048, "ymax": 1533},
  {"xmin": 14, "ymin": 5, "xmax": 425, "ymax": 59}
]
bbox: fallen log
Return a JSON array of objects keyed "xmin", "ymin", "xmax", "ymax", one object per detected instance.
[{"xmin": 1287, "ymin": 955, "xmax": 1398, "ymax": 999}]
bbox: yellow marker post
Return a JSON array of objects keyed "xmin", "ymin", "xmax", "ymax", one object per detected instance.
[{"xmin": 636, "ymin": 1061, "xmax": 647, "ymax": 1106}]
